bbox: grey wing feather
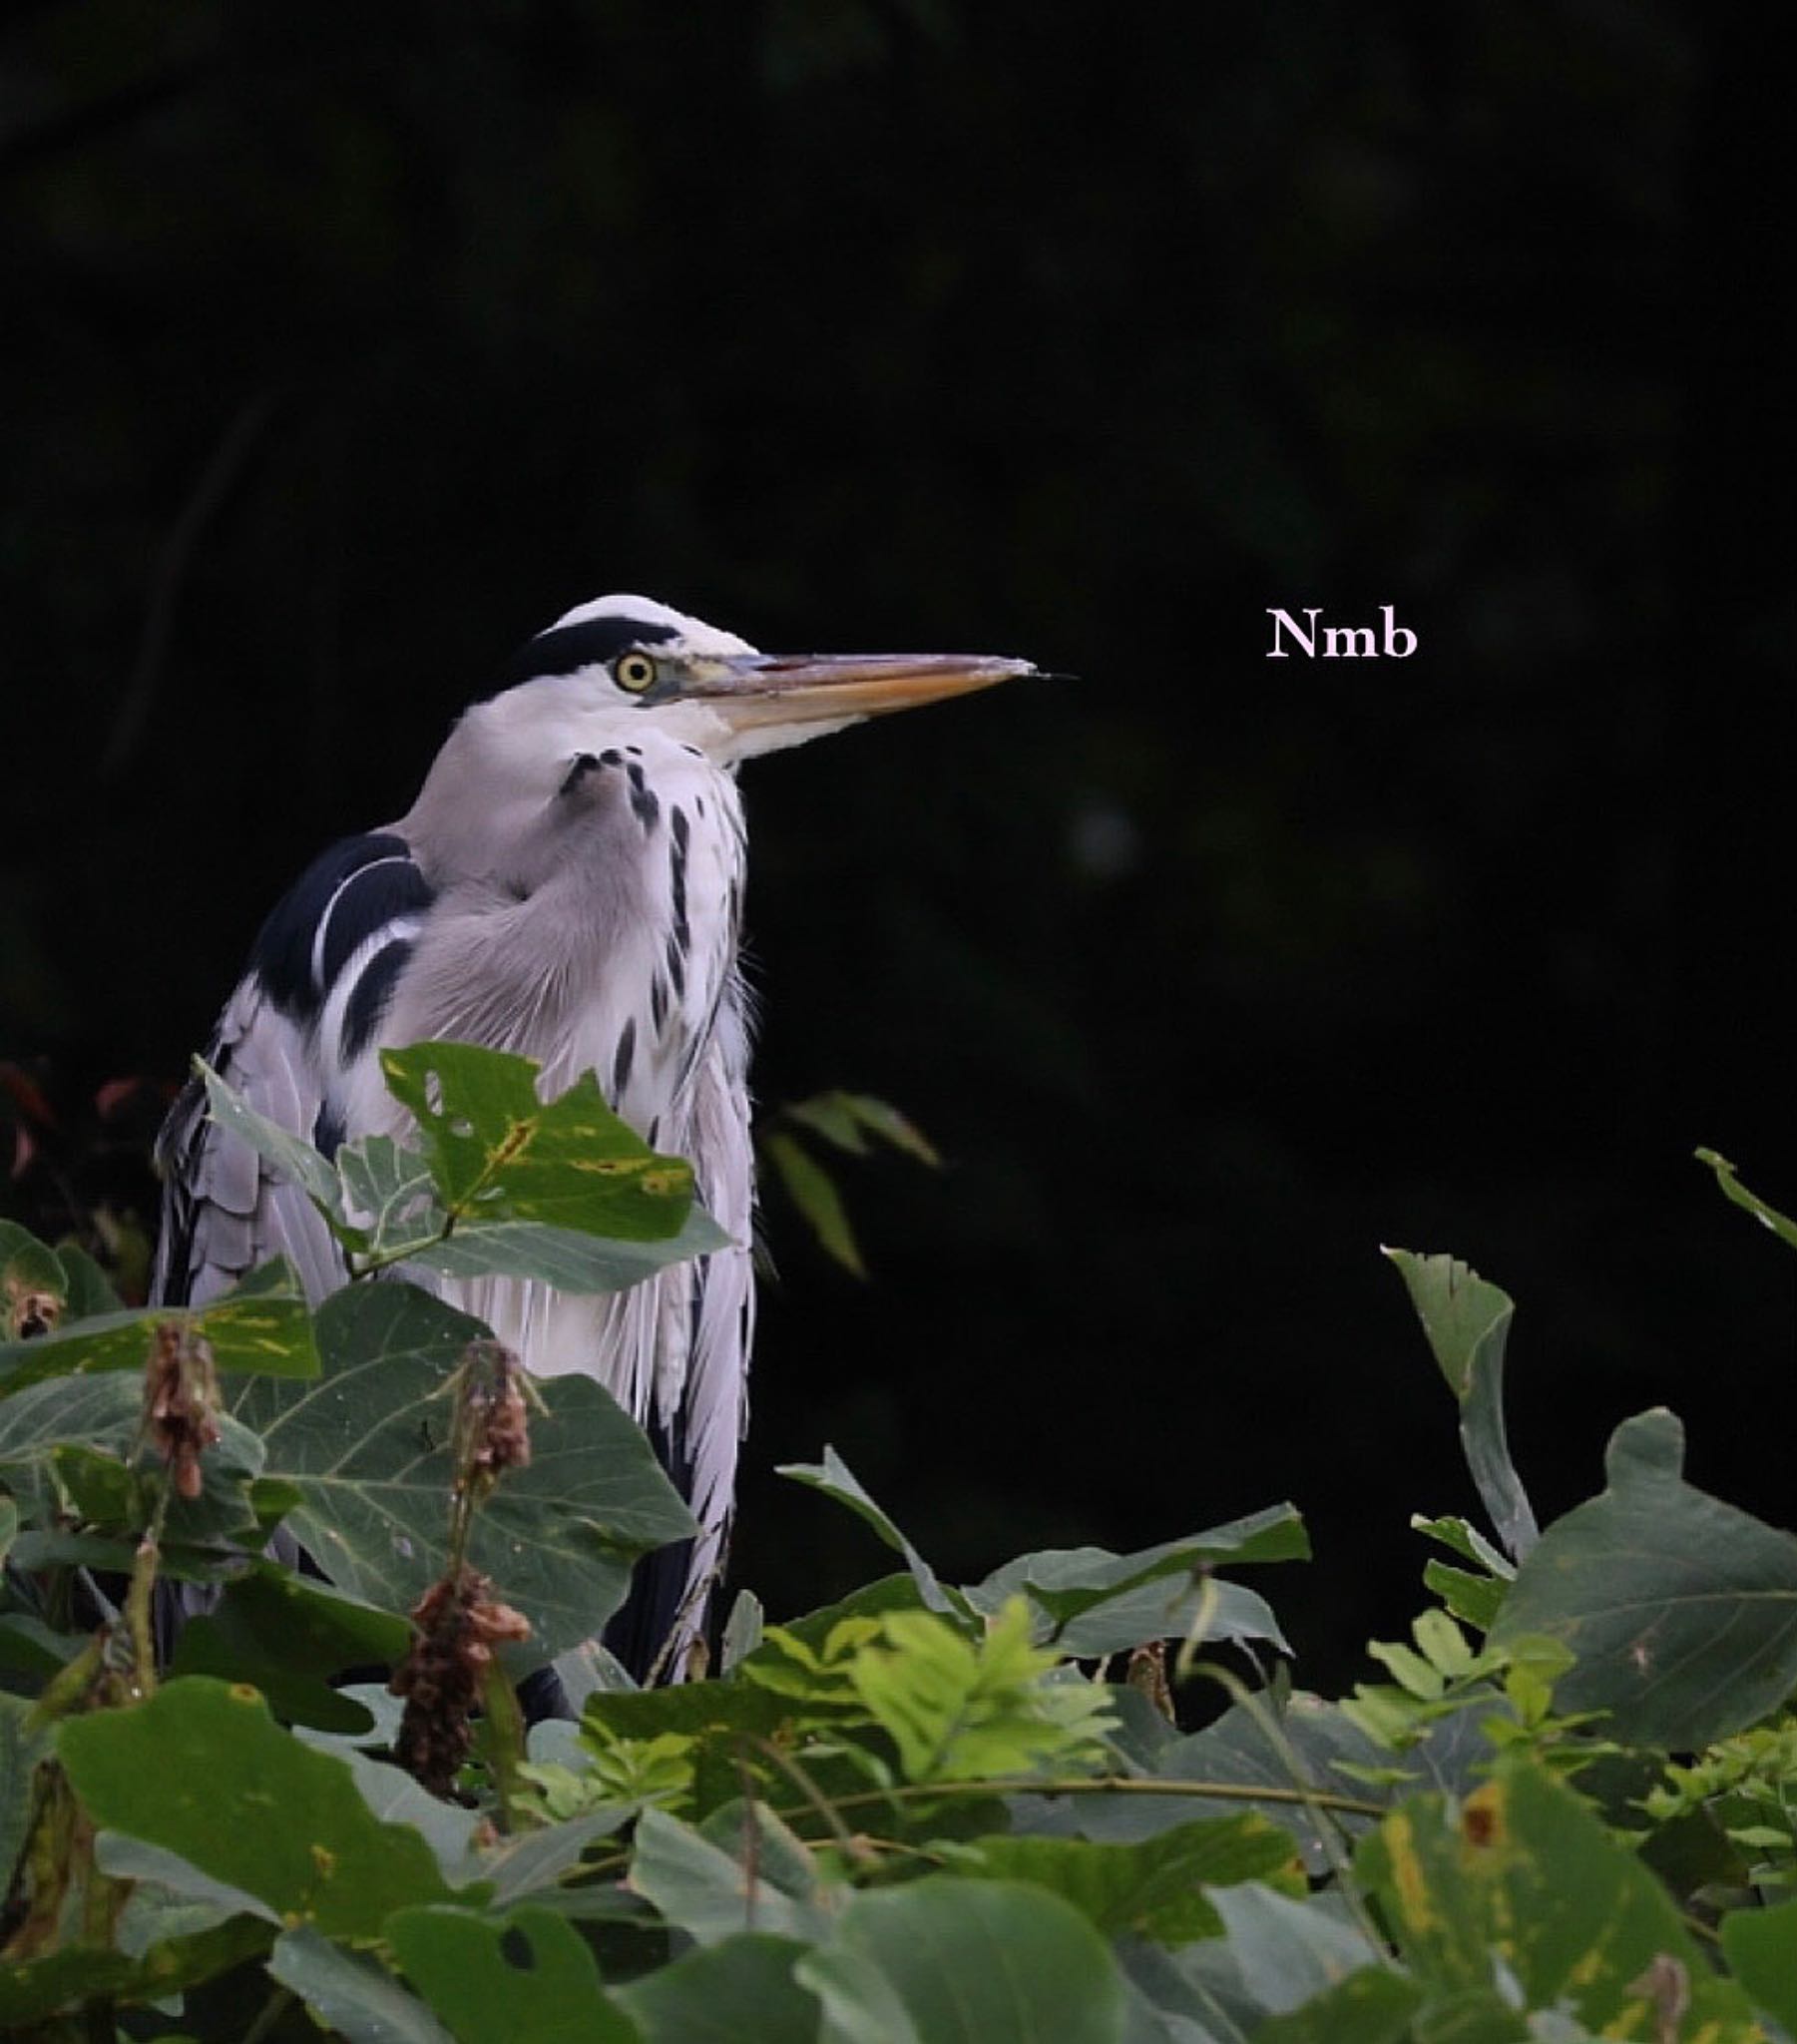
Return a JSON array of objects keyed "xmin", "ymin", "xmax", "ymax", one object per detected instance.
[{"xmin": 153, "ymin": 977, "xmax": 346, "ymax": 1307}]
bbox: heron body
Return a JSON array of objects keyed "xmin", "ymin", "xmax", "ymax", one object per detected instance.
[{"xmin": 155, "ymin": 594, "xmax": 1029, "ymax": 1677}]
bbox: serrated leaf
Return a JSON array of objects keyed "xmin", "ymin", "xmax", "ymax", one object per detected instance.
[
  {"xmin": 59, "ymin": 1677, "xmax": 460, "ymax": 1936},
  {"xmin": 1385, "ymin": 1251, "xmax": 1538, "ymax": 1563},
  {"xmin": 1491, "ymin": 1407, "xmax": 1797, "ymax": 1747},
  {"xmin": 386, "ymin": 1903, "xmax": 641, "ymax": 2042},
  {"xmin": 803, "ymin": 1877, "xmax": 1125, "ymax": 2044},
  {"xmin": 764, "ymin": 1131, "xmax": 866, "ymax": 1277},
  {"xmin": 227, "ymin": 1281, "xmax": 696, "ymax": 1660}
]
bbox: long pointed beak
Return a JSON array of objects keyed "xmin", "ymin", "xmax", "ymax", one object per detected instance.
[{"xmin": 683, "ymin": 652, "xmax": 1036, "ymax": 734}]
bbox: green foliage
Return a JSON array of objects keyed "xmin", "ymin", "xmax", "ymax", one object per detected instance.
[
  {"xmin": 11, "ymin": 1080, "xmax": 1797, "ymax": 2037},
  {"xmin": 761, "ymin": 1090, "xmax": 941, "ymax": 1278}
]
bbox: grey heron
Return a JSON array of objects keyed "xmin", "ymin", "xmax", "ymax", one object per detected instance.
[{"xmin": 153, "ymin": 593, "xmax": 1032, "ymax": 1679}]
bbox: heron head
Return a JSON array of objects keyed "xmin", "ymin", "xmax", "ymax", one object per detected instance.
[{"xmin": 500, "ymin": 593, "xmax": 1036, "ymax": 765}]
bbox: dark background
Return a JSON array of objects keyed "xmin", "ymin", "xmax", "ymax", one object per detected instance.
[{"xmin": 2, "ymin": 3, "xmax": 1789, "ymax": 1690}]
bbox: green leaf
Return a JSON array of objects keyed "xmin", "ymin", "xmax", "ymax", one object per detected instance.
[
  {"xmin": 781, "ymin": 1094, "xmax": 871, "ymax": 1156},
  {"xmin": 1254, "ymin": 1969, "xmax": 1424, "ymax": 2044},
  {"xmin": 58, "ymin": 1676, "xmax": 461, "ymax": 1937},
  {"xmin": 778, "ymin": 1446, "xmax": 959, "ymax": 1615},
  {"xmin": 971, "ymin": 1511, "xmax": 1305, "ymax": 1656},
  {"xmin": 0, "ymin": 1490, "xmax": 14, "ymax": 1564},
  {"xmin": 839, "ymin": 1093, "xmax": 941, "ymax": 1167},
  {"xmin": 0, "ymin": 1915, "xmax": 271, "ymax": 2026},
  {"xmin": 1720, "ymin": 1896, "xmax": 1797, "ymax": 2034},
  {"xmin": 386, "ymin": 1903, "xmax": 641, "ymax": 2043},
  {"xmin": 228, "ymin": 1282, "xmax": 696, "ymax": 1660},
  {"xmin": 1356, "ymin": 1760, "xmax": 1757, "ymax": 2032},
  {"xmin": 764, "ymin": 1130, "xmax": 866, "ymax": 1277},
  {"xmin": 801, "ymin": 1877, "xmax": 1125, "ymax": 2044},
  {"xmin": 850, "ymin": 1600, "xmax": 1114, "ymax": 1782},
  {"xmin": 380, "ymin": 1039, "xmax": 693, "ymax": 1238},
  {"xmin": 617, "ymin": 1933, "xmax": 820, "ymax": 2044},
  {"xmin": 1423, "ymin": 1560, "xmax": 1506, "ymax": 1632},
  {"xmin": 199, "ymin": 1057, "xmax": 351, "ymax": 1226},
  {"xmin": 268, "ymin": 1925, "xmax": 456, "ymax": 2044},
  {"xmin": 1491, "ymin": 1407, "xmax": 1797, "ymax": 1747},
  {"xmin": 629, "ymin": 1805, "xmax": 834, "ymax": 1947},
  {"xmin": 408, "ymin": 1206, "xmax": 732, "ymax": 1293},
  {"xmin": 962, "ymin": 1814, "xmax": 1301, "ymax": 1944},
  {"xmin": 1697, "ymin": 1147, "xmax": 1797, "ymax": 1251},
  {"xmin": 1, "ymin": 1690, "xmax": 52, "ymax": 1894},
  {"xmin": 1056, "ymin": 1692, "xmax": 1388, "ymax": 1873},
  {"xmin": 1385, "ymin": 1251, "xmax": 1538, "ymax": 1561},
  {"xmin": 0, "ymin": 1258, "xmax": 319, "ymax": 1395},
  {"xmin": 1205, "ymin": 1882, "xmax": 1385, "ymax": 2014},
  {"xmin": 54, "ymin": 1242, "xmax": 124, "ymax": 1319}
]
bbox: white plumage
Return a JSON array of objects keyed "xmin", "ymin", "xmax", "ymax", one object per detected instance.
[{"xmin": 155, "ymin": 592, "xmax": 1030, "ymax": 1678}]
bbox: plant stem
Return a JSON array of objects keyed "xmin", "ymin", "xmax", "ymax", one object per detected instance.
[{"xmin": 238, "ymin": 1983, "xmax": 295, "ymax": 2044}]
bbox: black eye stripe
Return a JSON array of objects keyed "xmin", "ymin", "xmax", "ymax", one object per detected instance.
[{"xmin": 502, "ymin": 615, "xmax": 678, "ymax": 686}]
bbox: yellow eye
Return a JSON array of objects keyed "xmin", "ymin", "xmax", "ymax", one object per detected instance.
[{"xmin": 613, "ymin": 651, "xmax": 658, "ymax": 694}]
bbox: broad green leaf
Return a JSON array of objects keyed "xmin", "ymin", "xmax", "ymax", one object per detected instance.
[
  {"xmin": 1720, "ymin": 1896, "xmax": 1797, "ymax": 2034},
  {"xmin": 0, "ymin": 1914, "xmax": 270, "ymax": 2026},
  {"xmin": 386, "ymin": 1903, "xmax": 641, "ymax": 2043},
  {"xmin": 806, "ymin": 1877, "xmax": 1125, "ymax": 2044},
  {"xmin": 971, "ymin": 1512, "xmax": 1305, "ymax": 1657},
  {"xmin": 618, "ymin": 1933, "xmax": 820, "ymax": 2044},
  {"xmin": 1491, "ymin": 1407, "xmax": 1797, "ymax": 1746},
  {"xmin": 58, "ymin": 1676, "xmax": 460, "ymax": 1936},
  {"xmin": 1254, "ymin": 1969, "xmax": 1424, "ymax": 2044},
  {"xmin": 268, "ymin": 1925, "xmax": 456, "ymax": 2044},
  {"xmin": 779, "ymin": 1446, "xmax": 959, "ymax": 1615},
  {"xmin": 764, "ymin": 1130, "xmax": 866, "ymax": 1277},
  {"xmin": 1356, "ymin": 1761, "xmax": 1757, "ymax": 2034},
  {"xmin": 1051, "ymin": 1692, "xmax": 1389, "ymax": 1873},
  {"xmin": 54, "ymin": 1242, "xmax": 124, "ymax": 1319},
  {"xmin": 170, "ymin": 1564, "xmax": 411, "ymax": 1733},
  {"xmin": 227, "ymin": 1282, "xmax": 696, "ymax": 1660},
  {"xmin": 380, "ymin": 1040, "xmax": 692, "ymax": 1238},
  {"xmin": 0, "ymin": 1257, "xmax": 318, "ymax": 1394},
  {"xmin": 1385, "ymin": 1251, "xmax": 1538, "ymax": 1562},
  {"xmin": 962, "ymin": 1814, "xmax": 1301, "ymax": 1943},
  {"xmin": 1205, "ymin": 1883, "xmax": 1385, "ymax": 2014},
  {"xmin": 476, "ymin": 1808, "xmax": 630, "ymax": 1904},
  {"xmin": 407, "ymin": 1206, "xmax": 732, "ymax": 1292},
  {"xmin": 628, "ymin": 1805, "xmax": 834, "ymax": 1946}
]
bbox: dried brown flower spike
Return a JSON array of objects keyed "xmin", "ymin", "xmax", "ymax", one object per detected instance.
[
  {"xmin": 142, "ymin": 1320, "xmax": 222, "ymax": 1501},
  {"xmin": 390, "ymin": 1564, "xmax": 532, "ymax": 1795}
]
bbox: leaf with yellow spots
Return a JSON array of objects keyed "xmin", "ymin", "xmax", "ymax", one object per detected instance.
[
  {"xmin": 57, "ymin": 1676, "xmax": 465, "ymax": 1939},
  {"xmin": 1356, "ymin": 1762, "xmax": 1762, "ymax": 2037}
]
